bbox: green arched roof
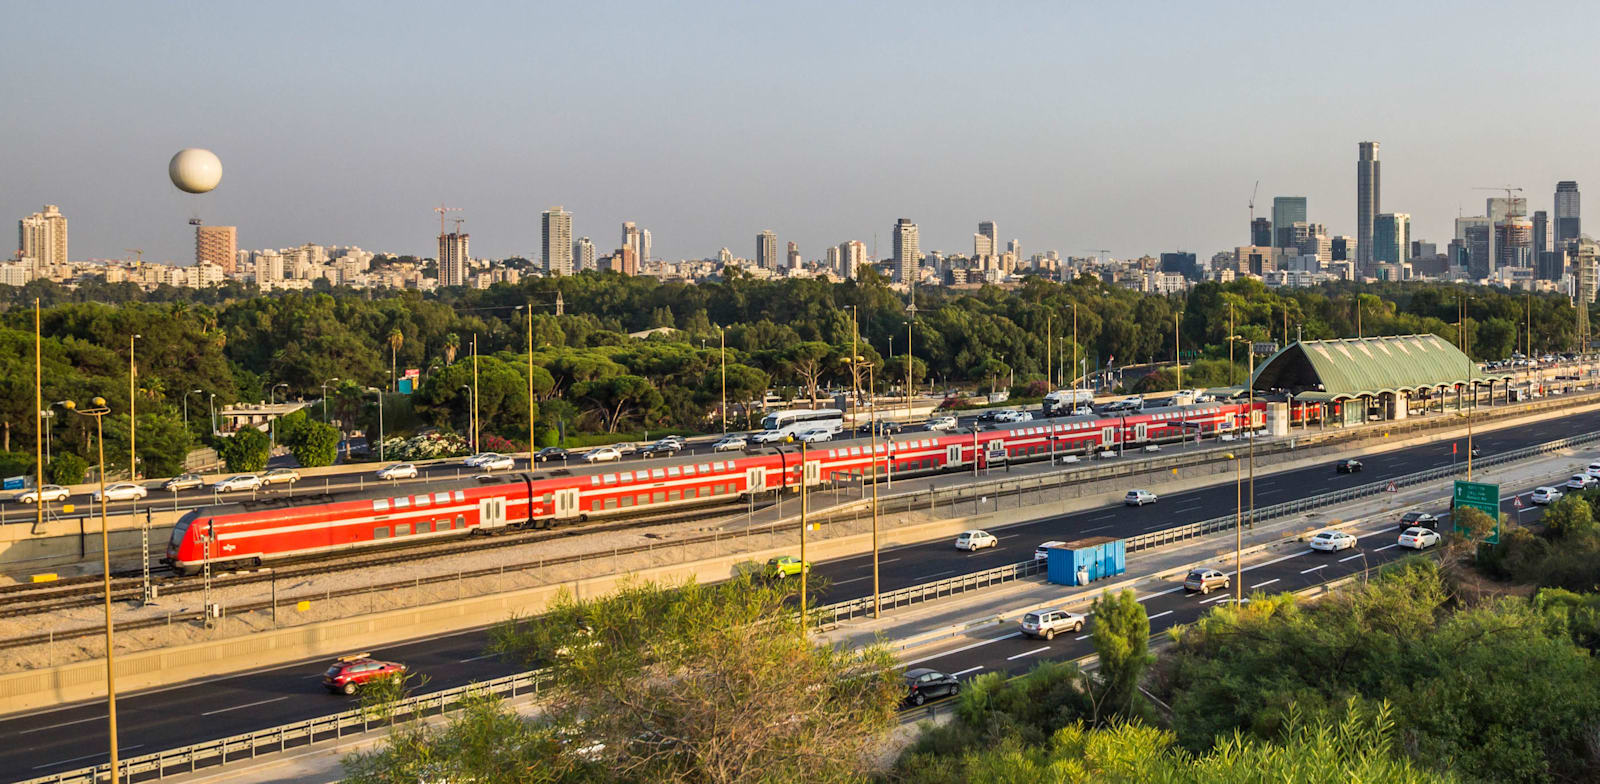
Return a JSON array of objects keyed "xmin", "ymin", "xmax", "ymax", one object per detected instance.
[{"xmin": 1250, "ymin": 334, "xmax": 1513, "ymax": 402}]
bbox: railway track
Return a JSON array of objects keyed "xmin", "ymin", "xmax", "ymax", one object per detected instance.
[{"xmin": 0, "ymin": 500, "xmax": 772, "ymax": 620}]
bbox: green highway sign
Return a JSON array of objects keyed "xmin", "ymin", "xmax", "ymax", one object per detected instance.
[{"xmin": 1452, "ymin": 480, "xmax": 1501, "ymax": 544}]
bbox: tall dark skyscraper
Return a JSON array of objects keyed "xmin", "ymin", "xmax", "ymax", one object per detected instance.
[
  {"xmin": 1556, "ymin": 181, "xmax": 1581, "ymax": 246},
  {"xmin": 1271, "ymin": 197, "xmax": 1306, "ymax": 248},
  {"xmin": 1357, "ymin": 142, "xmax": 1380, "ymax": 270},
  {"xmin": 1532, "ymin": 210, "xmax": 1548, "ymax": 256},
  {"xmin": 1250, "ymin": 217, "xmax": 1272, "ymax": 247}
]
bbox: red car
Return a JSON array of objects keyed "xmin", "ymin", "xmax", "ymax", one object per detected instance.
[{"xmin": 322, "ymin": 653, "xmax": 406, "ymax": 695}]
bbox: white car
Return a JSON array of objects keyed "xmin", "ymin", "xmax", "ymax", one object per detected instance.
[
  {"xmin": 750, "ymin": 430, "xmax": 787, "ymax": 445},
  {"xmin": 1019, "ymin": 608, "xmax": 1085, "ymax": 640},
  {"xmin": 213, "ymin": 474, "xmax": 263, "ymax": 493},
  {"xmin": 954, "ymin": 530, "xmax": 998, "ymax": 551},
  {"xmin": 1142, "ymin": 444, "xmax": 1160, "ymax": 453},
  {"xmin": 15, "ymin": 485, "xmax": 69, "ymax": 504},
  {"xmin": 1586, "ymin": 462, "xmax": 1600, "ymax": 479},
  {"xmin": 376, "ymin": 462, "xmax": 418, "ymax": 480},
  {"xmin": 994, "ymin": 410, "xmax": 1033, "ymax": 424},
  {"xmin": 1070, "ymin": 406, "xmax": 1095, "ymax": 416},
  {"xmin": 1397, "ymin": 527, "xmax": 1442, "ymax": 550},
  {"xmin": 1531, "ymin": 486, "xmax": 1562, "ymax": 505},
  {"xmin": 478, "ymin": 454, "xmax": 516, "ymax": 471},
  {"xmin": 797, "ymin": 428, "xmax": 832, "ymax": 444},
  {"xmin": 262, "ymin": 468, "xmax": 301, "ymax": 485},
  {"xmin": 581, "ymin": 447, "xmax": 622, "ymax": 463},
  {"xmin": 462, "ymin": 452, "xmax": 504, "ymax": 468},
  {"xmin": 1309, "ymin": 530, "xmax": 1358, "ymax": 552},
  {"xmin": 1034, "ymin": 540, "xmax": 1067, "ymax": 561},
  {"xmin": 93, "ymin": 482, "xmax": 148, "ymax": 502},
  {"xmin": 1566, "ymin": 474, "xmax": 1595, "ymax": 491},
  {"xmin": 1124, "ymin": 489, "xmax": 1157, "ymax": 506},
  {"xmin": 712, "ymin": 435, "xmax": 748, "ymax": 452},
  {"xmin": 926, "ymin": 416, "xmax": 958, "ymax": 432}
]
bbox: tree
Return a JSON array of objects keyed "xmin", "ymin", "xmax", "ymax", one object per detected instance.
[
  {"xmin": 1540, "ymin": 494, "xmax": 1597, "ymax": 539},
  {"xmin": 1087, "ymin": 588, "xmax": 1153, "ymax": 721},
  {"xmin": 1449, "ymin": 506, "xmax": 1500, "ymax": 561},
  {"xmin": 571, "ymin": 375, "xmax": 662, "ymax": 432},
  {"xmin": 387, "ymin": 328, "xmax": 404, "ymax": 391},
  {"xmin": 783, "ymin": 341, "xmax": 835, "ymax": 409},
  {"xmin": 442, "ymin": 332, "xmax": 459, "ymax": 366},
  {"xmin": 218, "ymin": 427, "xmax": 269, "ymax": 472},
  {"xmin": 287, "ymin": 420, "xmax": 340, "ymax": 467},
  {"xmin": 339, "ymin": 577, "xmax": 904, "ymax": 784},
  {"xmin": 48, "ymin": 452, "xmax": 88, "ymax": 485}
]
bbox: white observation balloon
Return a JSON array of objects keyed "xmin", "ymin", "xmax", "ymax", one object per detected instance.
[{"xmin": 169, "ymin": 148, "xmax": 223, "ymax": 194}]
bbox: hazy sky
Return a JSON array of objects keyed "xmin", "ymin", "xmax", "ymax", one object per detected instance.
[{"xmin": 7, "ymin": 1, "xmax": 1600, "ymax": 265}]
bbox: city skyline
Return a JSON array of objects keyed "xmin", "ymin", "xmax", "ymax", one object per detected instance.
[{"xmin": 8, "ymin": 3, "xmax": 1600, "ymax": 265}]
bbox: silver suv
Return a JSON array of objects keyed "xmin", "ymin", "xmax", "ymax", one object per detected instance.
[{"xmin": 1019, "ymin": 608, "xmax": 1085, "ymax": 640}]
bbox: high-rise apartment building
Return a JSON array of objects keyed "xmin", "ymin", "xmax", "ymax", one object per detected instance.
[
  {"xmin": 717, "ymin": 247, "xmax": 732, "ymax": 266},
  {"xmin": 976, "ymin": 221, "xmax": 997, "ymax": 257},
  {"xmin": 1373, "ymin": 213, "xmax": 1411, "ymax": 264},
  {"xmin": 1271, "ymin": 197, "xmax": 1307, "ymax": 248},
  {"xmin": 1251, "ymin": 217, "xmax": 1272, "ymax": 247},
  {"xmin": 756, "ymin": 230, "xmax": 778, "ymax": 270},
  {"xmin": 1495, "ymin": 216, "xmax": 1533, "ymax": 269},
  {"xmin": 1357, "ymin": 142, "xmax": 1380, "ymax": 269},
  {"xmin": 195, "ymin": 225, "xmax": 237, "ymax": 273},
  {"xmin": 17, "ymin": 204, "xmax": 68, "ymax": 268},
  {"xmin": 786, "ymin": 241, "xmax": 801, "ymax": 270},
  {"xmin": 621, "ymin": 222, "xmax": 642, "ymax": 266},
  {"xmin": 608, "ymin": 245, "xmax": 638, "ymax": 276},
  {"xmin": 438, "ymin": 230, "xmax": 469, "ymax": 287},
  {"xmin": 542, "ymin": 206, "xmax": 573, "ymax": 275},
  {"xmin": 892, "ymin": 218, "xmax": 920, "ymax": 285},
  {"xmin": 1556, "ymin": 181, "xmax": 1581, "ymax": 246},
  {"xmin": 1532, "ymin": 210, "xmax": 1549, "ymax": 256},
  {"xmin": 573, "ymin": 237, "xmax": 595, "ymax": 272},
  {"xmin": 839, "ymin": 240, "xmax": 866, "ymax": 279},
  {"xmin": 1576, "ymin": 239, "xmax": 1598, "ymax": 346},
  {"xmin": 640, "ymin": 229, "xmax": 651, "ymax": 268}
]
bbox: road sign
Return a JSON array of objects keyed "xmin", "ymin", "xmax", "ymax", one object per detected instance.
[
  {"xmin": 1386, "ymin": 481, "xmax": 1397, "ymax": 493},
  {"xmin": 1514, "ymin": 497, "xmax": 1524, "ymax": 509},
  {"xmin": 1452, "ymin": 480, "xmax": 1501, "ymax": 544}
]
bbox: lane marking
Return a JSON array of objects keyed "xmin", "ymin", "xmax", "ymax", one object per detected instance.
[
  {"xmin": 1147, "ymin": 610, "xmax": 1174, "ymax": 621},
  {"xmin": 1074, "ymin": 633, "xmax": 1093, "ymax": 640},
  {"xmin": 1376, "ymin": 543, "xmax": 1399, "ymax": 551},
  {"xmin": 918, "ymin": 570, "xmax": 957, "ymax": 580},
  {"xmin": 952, "ymin": 666, "xmax": 983, "ymax": 677},
  {"xmin": 1082, "ymin": 525, "xmax": 1111, "ymax": 533},
  {"xmin": 1300, "ymin": 564, "xmax": 1327, "ymax": 575},
  {"xmin": 201, "ymin": 696, "xmax": 290, "ymax": 716},
  {"xmin": 903, "ymin": 632, "xmax": 1020, "ymax": 666},
  {"xmin": 832, "ymin": 576, "xmax": 871, "ymax": 585},
  {"xmin": 34, "ymin": 746, "xmax": 144, "ymax": 770},
  {"xmin": 17, "ymin": 714, "xmax": 104, "ymax": 734},
  {"xmin": 1200, "ymin": 594, "xmax": 1232, "ymax": 604},
  {"xmin": 459, "ymin": 653, "xmax": 499, "ymax": 663},
  {"xmin": 1173, "ymin": 503, "xmax": 1202, "ymax": 512},
  {"xmin": 1137, "ymin": 586, "xmax": 1185, "ymax": 601},
  {"xmin": 1252, "ymin": 578, "xmax": 1279, "ymax": 589},
  {"xmin": 1338, "ymin": 554, "xmax": 1364, "ymax": 563},
  {"xmin": 1091, "ymin": 513, "xmax": 1116, "ymax": 520},
  {"xmin": 1007, "ymin": 646, "xmax": 1051, "ymax": 661}
]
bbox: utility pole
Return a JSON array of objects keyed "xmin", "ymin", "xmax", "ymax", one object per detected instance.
[
  {"xmin": 1173, "ymin": 312, "xmax": 1181, "ymax": 391},
  {"xmin": 471, "ymin": 334, "xmax": 480, "ymax": 453}
]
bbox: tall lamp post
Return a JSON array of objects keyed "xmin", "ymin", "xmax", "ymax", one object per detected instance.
[
  {"xmin": 34, "ymin": 299, "xmax": 45, "ymax": 538},
  {"xmin": 128, "ymin": 334, "xmax": 141, "ymax": 480},
  {"xmin": 366, "ymin": 388, "xmax": 385, "ymax": 461},
  {"xmin": 520, "ymin": 304, "xmax": 536, "ymax": 463},
  {"xmin": 182, "ymin": 388, "xmax": 203, "ymax": 431},
  {"xmin": 844, "ymin": 305, "xmax": 859, "ymax": 428},
  {"xmin": 719, "ymin": 325, "xmax": 727, "ymax": 434},
  {"xmin": 56, "ymin": 398, "xmax": 119, "ymax": 781},
  {"xmin": 268, "ymin": 382, "xmax": 288, "ymax": 456},
  {"xmin": 319, "ymin": 378, "xmax": 341, "ymax": 423},
  {"xmin": 207, "ymin": 393, "xmax": 217, "ymax": 438},
  {"xmin": 458, "ymin": 385, "xmax": 476, "ymax": 452}
]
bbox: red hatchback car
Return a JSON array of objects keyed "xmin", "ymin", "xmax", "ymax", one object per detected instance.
[{"xmin": 322, "ymin": 653, "xmax": 405, "ymax": 695}]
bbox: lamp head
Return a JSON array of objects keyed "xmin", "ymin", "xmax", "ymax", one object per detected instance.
[
  {"xmin": 60, "ymin": 400, "xmax": 76, "ymax": 410},
  {"xmin": 91, "ymin": 397, "xmax": 106, "ymax": 407}
]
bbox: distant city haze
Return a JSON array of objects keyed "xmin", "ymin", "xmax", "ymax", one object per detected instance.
[{"xmin": 5, "ymin": 1, "xmax": 1600, "ymax": 264}]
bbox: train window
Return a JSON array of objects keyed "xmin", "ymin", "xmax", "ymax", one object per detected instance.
[
  {"xmin": 396, "ymin": 524, "xmax": 411, "ymax": 536},
  {"xmin": 373, "ymin": 499, "xmax": 390, "ymax": 512},
  {"xmin": 848, "ymin": 447, "xmax": 859, "ymax": 456},
  {"xmin": 620, "ymin": 496, "xmax": 633, "ymax": 508},
  {"xmin": 652, "ymin": 469, "xmax": 665, "ymax": 480},
  {"xmin": 415, "ymin": 495, "xmax": 431, "ymax": 507},
  {"xmin": 542, "ymin": 494, "xmax": 553, "ymax": 505},
  {"xmin": 714, "ymin": 484, "xmax": 725, "ymax": 494},
  {"xmin": 604, "ymin": 498, "xmax": 617, "ymax": 510},
  {"xmin": 637, "ymin": 493, "xmax": 649, "ymax": 505},
  {"xmin": 653, "ymin": 492, "xmax": 665, "ymax": 503},
  {"xmin": 394, "ymin": 497, "xmax": 410, "ymax": 509},
  {"xmin": 669, "ymin": 490, "xmax": 681, "ymax": 501},
  {"xmin": 591, "ymin": 476, "xmax": 600, "ymax": 486},
  {"xmin": 683, "ymin": 465, "xmax": 695, "ymax": 475},
  {"xmin": 698, "ymin": 464, "xmax": 711, "ymax": 473},
  {"xmin": 667, "ymin": 466, "xmax": 681, "ymax": 477},
  {"xmin": 374, "ymin": 526, "xmax": 390, "ymax": 539},
  {"xmin": 620, "ymin": 472, "xmax": 633, "ymax": 482},
  {"xmin": 434, "ymin": 492, "xmax": 450, "ymax": 504},
  {"xmin": 416, "ymin": 521, "xmax": 431, "ymax": 534},
  {"xmin": 455, "ymin": 515, "xmax": 465, "ymax": 528},
  {"xmin": 453, "ymin": 491, "xmax": 465, "ymax": 502},
  {"xmin": 714, "ymin": 461, "xmax": 726, "ymax": 471},
  {"xmin": 603, "ymin": 474, "xmax": 617, "ymax": 484}
]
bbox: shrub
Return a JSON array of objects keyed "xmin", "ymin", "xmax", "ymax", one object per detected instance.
[{"xmin": 47, "ymin": 453, "xmax": 89, "ymax": 485}]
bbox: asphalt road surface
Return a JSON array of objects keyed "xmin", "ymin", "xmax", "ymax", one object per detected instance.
[{"xmin": 0, "ymin": 409, "xmax": 1584, "ymax": 782}]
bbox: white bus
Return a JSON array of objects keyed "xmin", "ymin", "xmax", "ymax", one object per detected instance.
[{"xmin": 751, "ymin": 408, "xmax": 845, "ymax": 443}]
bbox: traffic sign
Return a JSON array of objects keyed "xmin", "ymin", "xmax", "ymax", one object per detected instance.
[
  {"xmin": 1386, "ymin": 481, "xmax": 1397, "ymax": 493},
  {"xmin": 1452, "ymin": 480, "xmax": 1501, "ymax": 544},
  {"xmin": 1514, "ymin": 497, "xmax": 1524, "ymax": 509}
]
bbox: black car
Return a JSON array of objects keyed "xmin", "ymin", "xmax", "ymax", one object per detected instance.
[
  {"xmin": 641, "ymin": 441, "xmax": 683, "ymax": 458},
  {"xmin": 903, "ymin": 667, "xmax": 960, "ymax": 706},
  {"xmin": 859, "ymin": 420, "xmax": 903, "ymax": 436},
  {"xmin": 1399, "ymin": 511, "xmax": 1439, "ymax": 531},
  {"xmin": 534, "ymin": 447, "xmax": 570, "ymax": 463},
  {"xmin": 1335, "ymin": 459, "xmax": 1363, "ymax": 474}
]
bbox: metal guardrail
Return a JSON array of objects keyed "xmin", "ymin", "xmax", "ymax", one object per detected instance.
[
  {"xmin": 18, "ymin": 670, "xmax": 555, "ymax": 784},
  {"xmin": 20, "ymin": 426, "xmax": 1600, "ymax": 784}
]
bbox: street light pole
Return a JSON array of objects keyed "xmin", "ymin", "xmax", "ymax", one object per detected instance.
[
  {"xmin": 58, "ymin": 398, "xmax": 118, "ymax": 781},
  {"xmin": 526, "ymin": 304, "xmax": 537, "ymax": 464},
  {"xmin": 129, "ymin": 334, "xmax": 141, "ymax": 479},
  {"xmin": 471, "ymin": 334, "xmax": 480, "ymax": 454},
  {"xmin": 868, "ymin": 362, "xmax": 880, "ymax": 618},
  {"xmin": 269, "ymin": 382, "xmax": 288, "ymax": 456},
  {"xmin": 845, "ymin": 305, "xmax": 859, "ymax": 429},
  {"xmin": 799, "ymin": 439, "xmax": 809, "ymax": 623},
  {"xmin": 320, "ymin": 378, "xmax": 340, "ymax": 423},
  {"xmin": 34, "ymin": 299, "xmax": 43, "ymax": 541},
  {"xmin": 207, "ymin": 393, "xmax": 216, "ymax": 438},
  {"xmin": 366, "ymin": 388, "xmax": 385, "ymax": 462},
  {"xmin": 719, "ymin": 325, "xmax": 727, "ymax": 435}
]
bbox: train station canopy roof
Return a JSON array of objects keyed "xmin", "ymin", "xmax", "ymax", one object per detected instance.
[{"xmin": 1249, "ymin": 334, "xmax": 1513, "ymax": 402}]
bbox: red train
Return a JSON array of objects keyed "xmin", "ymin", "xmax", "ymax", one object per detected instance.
[{"xmin": 163, "ymin": 400, "xmax": 1263, "ymax": 574}]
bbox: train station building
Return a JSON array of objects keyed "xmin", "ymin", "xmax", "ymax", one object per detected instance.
[{"xmin": 1248, "ymin": 334, "xmax": 1516, "ymax": 428}]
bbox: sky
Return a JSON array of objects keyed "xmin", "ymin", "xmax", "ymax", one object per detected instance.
[{"xmin": 7, "ymin": 1, "xmax": 1600, "ymax": 265}]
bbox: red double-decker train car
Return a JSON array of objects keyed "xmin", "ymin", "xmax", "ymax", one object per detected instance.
[{"xmin": 164, "ymin": 400, "xmax": 1262, "ymax": 574}]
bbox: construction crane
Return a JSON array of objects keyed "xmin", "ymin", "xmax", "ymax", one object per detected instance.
[
  {"xmin": 452, "ymin": 217, "xmax": 466, "ymax": 235},
  {"xmin": 188, "ymin": 217, "xmax": 202, "ymax": 226},
  {"xmin": 1081, "ymin": 248, "xmax": 1111, "ymax": 264},
  {"xmin": 433, "ymin": 203, "xmax": 462, "ymax": 237},
  {"xmin": 124, "ymin": 249, "xmax": 143, "ymax": 265},
  {"xmin": 1474, "ymin": 186, "xmax": 1525, "ymax": 217},
  {"xmin": 1249, "ymin": 179, "xmax": 1259, "ymax": 233}
]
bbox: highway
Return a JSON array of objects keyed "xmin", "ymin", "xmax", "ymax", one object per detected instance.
[{"xmin": 0, "ymin": 408, "xmax": 1588, "ymax": 782}]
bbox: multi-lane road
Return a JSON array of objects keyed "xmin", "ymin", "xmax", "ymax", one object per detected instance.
[{"xmin": 0, "ymin": 408, "xmax": 1591, "ymax": 781}]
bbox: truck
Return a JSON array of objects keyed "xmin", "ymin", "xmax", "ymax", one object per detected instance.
[{"xmin": 1042, "ymin": 389, "xmax": 1095, "ymax": 417}]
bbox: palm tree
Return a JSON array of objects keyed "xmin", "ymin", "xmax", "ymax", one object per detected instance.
[
  {"xmin": 443, "ymin": 332, "xmax": 460, "ymax": 365},
  {"xmin": 387, "ymin": 329, "xmax": 404, "ymax": 392}
]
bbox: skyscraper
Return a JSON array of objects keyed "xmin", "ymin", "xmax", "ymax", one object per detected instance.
[
  {"xmin": 1271, "ymin": 197, "xmax": 1307, "ymax": 248},
  {"xmin": 1373, "ymin": 213, "xmax": 1411, "ymax": 264},
  {"xmin": 621, "ymin": 222, "xmax": 642, "ymax": 266},
  {"xmin": 892, "ymin": 218, "xmax": 919, "ymax": 285},
  {"xmin": 756, "ymin": 230, "xmax": 778, "ymax": 270},
  {"xmin": 786, "ymin": 241, "xmax": 801, "ymax": 270},
  {"xmin": 195, "ymin": 225, "xmax": 237, "ymax": 273},
  {"xmin": 574, "ymin": 237, "xmax": 595, "ymax": 272},
  {"xmin": 1495, "ymin": 216, "xmax": 1533, "ymax": 269},
  {"xmin": 976, "ymin": 221, "xmax": 997, "ymax": 257},
  {"xmin": 1532, "ymin": 210, "xmax": 1549, "ymax": 256},
  {"xmin": 17, "ymin": 204, "xmax": 68, "ymax": 267},
  {"xmin": 640, "ymin": 229, "xmax": 651, "ymax": 268},
  {"xmin": 542, "ymin": 206, "xmax": 573, "ymax": 276},
  {"xmin": 1357, "ymin": 142, "xmax": 1380, "ymax": 269},
  {"xmin": 1556, "ymin": 181, "xmax": 1581, "ymax": 246},
  {"xmin": 438, "ymin": 230, "xmax": 469, "ymax": 287},
  {"xmin": 839, "ymin": 240, "xmax": 866, "ymax": 279},
  {"xmin": 1250, "ymin": 217, "xmax": 1272, "ymax": 247}
]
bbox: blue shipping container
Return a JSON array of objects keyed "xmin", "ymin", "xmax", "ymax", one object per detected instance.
[
  {"xmin": 1046, "ymin": 536, "xmax": 1127, "ymax": 586},
  {"xmin": 2, "ymin": 476, "xmax": 26, "ymax": 491}
]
